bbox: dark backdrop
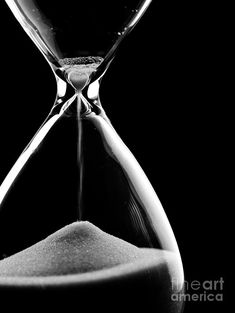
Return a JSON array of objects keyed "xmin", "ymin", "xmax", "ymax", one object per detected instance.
[{"xmin": 0, "ymin": 1, "xmax": 228, "ymax": 312}]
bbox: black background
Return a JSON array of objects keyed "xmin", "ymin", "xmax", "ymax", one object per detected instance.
[{"xmin": 0, "ymin": 1, "xmax": 229, "ymax": 312}]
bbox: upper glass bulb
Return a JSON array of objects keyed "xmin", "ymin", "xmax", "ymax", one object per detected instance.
[{"xmin": 5, "ymin": 0, "xmax": 152, "ymax": 73}]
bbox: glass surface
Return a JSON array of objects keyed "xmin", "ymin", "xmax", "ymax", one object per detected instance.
[{"xmin": 0, "ymin": 1, "xmax": 184, "ymax": 312}]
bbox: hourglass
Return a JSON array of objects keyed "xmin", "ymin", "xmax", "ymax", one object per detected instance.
[{"xmin": 0, "ymin": 0, "xmax": 184, "ymax": 312}]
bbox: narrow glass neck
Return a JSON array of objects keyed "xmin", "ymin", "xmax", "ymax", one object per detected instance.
[{"xmin": 50, "ymin": 73, "xmax": 103, "ymax": 120}]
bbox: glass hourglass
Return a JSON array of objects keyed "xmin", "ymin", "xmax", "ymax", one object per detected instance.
[{"xmin": 0, "ymin": 0, "xmax": 184, "ymax": 312}]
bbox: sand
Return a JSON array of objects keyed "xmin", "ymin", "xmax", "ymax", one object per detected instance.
[
  {"xmin": 0, "ymin": 222, "xmax": 184, "ymax": 312},
  {"xmin": 0, "ymin": 221, "xmax": 173, "ymax": 279}
]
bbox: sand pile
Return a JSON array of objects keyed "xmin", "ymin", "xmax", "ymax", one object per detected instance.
[
  {"xmin": 0, "ymin": 222, "xmax": 183, "ymax": 313},
  {"xmin": 0, "ymin": 221, "xmax": 169, "ymax": 278}
]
